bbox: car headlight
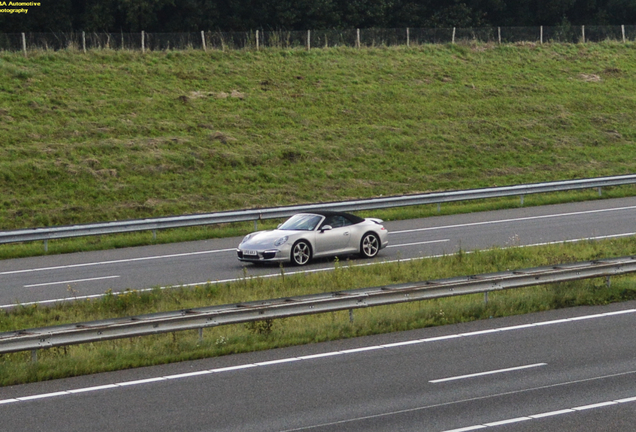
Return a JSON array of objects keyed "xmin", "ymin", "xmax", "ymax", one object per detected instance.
[{"xmin": 274, "ymin": 236, "xmax": 288, "ymax": 247}]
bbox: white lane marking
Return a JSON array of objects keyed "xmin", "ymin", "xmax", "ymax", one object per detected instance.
[
  {"xmin": 16, "ymin": 392, "xmax": 69, "ymax": 401},
  {"xmin": 1, "ymin": 309, "xmax": 635, "ymax": 406},
  {"xmin": 117, "ymin": 377, "xmax": 166, "ymax": 387},
  {"xmin": 429, "ymin": 363, "xmax": 547, "ymax": 383},
  {"xmin": 23, "ymin": 275, "xmax": 120, "ymax": 288},
  {"xmin": 0, "ymin": 248, "xmax": 237, "ymax": 276},
  {"xmin": 529, "ymin": 409, "xmax": 575, "ymax": 418},
  {"xmin": 389, "ymin": 205, "xmax": 636, "ymax": 235},
  {"xmin": 573, "ymin": 401, "xmax": 618, "ymax": 410},
  {"xmin": 484, "ymin": 417, "xmax": 531, "ymax": 426},
  {"xmin": 3, "ymin": 231, "xmax": 635, "ymax": 310},
  {"xmin": 255, "ymin": 358, "xmax": 301, "ymax": 366},
  {"xmin": 66, "ymin": 384, "xmax": 117, "ymax": 394},
  {"xmin": 617, "ymin": 396, "xmax": 636, "ymax": 403},
  {"xmin": 443, "ymin": 398, "xmax": 628, "ymax": 432},
  {"xmin": 444, "ymin": 427, "xmax": 486, "ymax": 432},
  {"xmin": 388, "ymin": 239, "xmax": 450, "ymax": 248}
]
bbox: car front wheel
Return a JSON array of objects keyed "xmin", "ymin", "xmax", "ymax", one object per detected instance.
[
  {"xmin": 291, "ymin": 240, "xmax": 312, "ymax": 266},
  {"xmin": 360, "ymin": 233, "xmax": 380, "ymax": 258}
]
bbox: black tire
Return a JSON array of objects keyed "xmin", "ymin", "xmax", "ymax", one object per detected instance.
[
  {"xmin": 291, "ymin": 240, "xmax": 312, "ymax": 266},
  {"xmin": 359, "ymin": 233, "xmax": 380, "ymax": 259}
]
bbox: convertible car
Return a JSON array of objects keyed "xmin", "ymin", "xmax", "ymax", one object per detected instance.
[{"xmin": 237, "ymin": 211, "xmax": 389, "ymax": 265}]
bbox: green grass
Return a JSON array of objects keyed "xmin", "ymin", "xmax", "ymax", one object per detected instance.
[
  {"xmin": 1, "ymin": 43, "xmax": 636, "ymax": 233},
  {"xmin": 1, "ymin": 236, "xmax": 636, "ymax": 386}
]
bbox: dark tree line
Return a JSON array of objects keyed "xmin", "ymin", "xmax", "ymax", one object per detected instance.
[{"xmin": 2, "ymin": 0, "xmax": 636, "ymax": 33}]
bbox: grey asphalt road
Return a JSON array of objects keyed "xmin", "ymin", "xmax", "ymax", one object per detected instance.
[
  {"xmin": 1, "ymin": 197, "xmax": 635, "ymax": 307},
  {"xmin": 1, "ymin": 301, "xmax": 636, "ymax": 432}
]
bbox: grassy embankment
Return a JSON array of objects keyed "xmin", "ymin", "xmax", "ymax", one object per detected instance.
[
  {"xmin": 0, "ymin": 42, "xmax": 636, "ymax": 257},
  {"xmin": 1, "ymin": 236, "xmax": 636, "ymax": 386}
]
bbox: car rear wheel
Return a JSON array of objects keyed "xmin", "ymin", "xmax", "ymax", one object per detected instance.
[
  {"xmin": 291, "ymin": 240, "xmax": 311, "ymax": 266},
  {"xmin": 360, "ymin": 233, "xmax": 380, "ymax": 258}
]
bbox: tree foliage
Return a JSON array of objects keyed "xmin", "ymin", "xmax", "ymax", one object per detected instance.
[{"xmin": 1, "ymin": 0, "xmax": 636, "ymax": 32}]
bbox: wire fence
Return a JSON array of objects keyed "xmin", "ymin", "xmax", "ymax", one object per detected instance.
[{"xmin": 1, "ymin": 25, "xmax": 636, "ymax": 53}]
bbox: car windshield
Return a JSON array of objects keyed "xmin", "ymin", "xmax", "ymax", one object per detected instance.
[{"xmin": 278, "ymin": 214, "xmax": 322, "ymax": 231}]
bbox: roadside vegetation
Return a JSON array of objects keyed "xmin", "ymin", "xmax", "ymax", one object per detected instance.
[{"xmin": 1, "ymin": 236, "xmax": 635, "ymax": 386}]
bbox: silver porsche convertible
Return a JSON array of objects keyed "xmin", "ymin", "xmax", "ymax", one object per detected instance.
[{"xmin": 237, "ymin": 211, "xmax": 389, "ymax": 265}]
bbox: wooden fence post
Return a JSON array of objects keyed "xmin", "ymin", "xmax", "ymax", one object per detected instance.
[
  {"xmin": 141, "ymin": 30, "xmax": 145, "ymax": 52},
  {"xmin": 201, "ymin": 31, "xmax": 207, "ymax": 52},
  {"xmin": 82, "ymin": 31, "xmax": 86, "ymax": 53},
  {"xmin": 256, "ymin": 30, "xmax": 259, "ymax": 50},
  {"xmin": 540, "ymin": 26, "xmax": 543, "ymax": 44},
  {"xmin": 356, "ymin": 28, "xmax": 360, "ymax": 48},
  {"xmin": 406, "ymin": 27, "xmax": 410, "ymax": 47},
  {"xmin": 21, "ymin": 32, "xmax": 27, "ymax": 57},
  {"xmin": 498, "ymin": 27, "xmax": 501, "ymax": 44},
  {"xmin": 622, "ymin": 25, "xmax": 626, "ymax": 43},
  {"xmin": 307, "ymin": 30, "xmax": 310, "ymax": 51},
  {"xmin": 582, "ymin": 25, "xmax": 585, "ymax": 43}
]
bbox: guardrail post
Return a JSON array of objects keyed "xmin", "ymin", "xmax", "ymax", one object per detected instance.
[
  {"xmin": 152, "ymin": 230, "xmax": 157, "ymax": 241},
  {"xmin": 198, "ymin": 327, "xmax": 203, "ymax": 342},
  {"xmin": 520, "ymin": 195, "xmax": 524, "ymax": 206},
  {"xmin": 44, "ymin": 239, "xmax": 48, "ymax": 253},
  {"xmin": 437, "ymin": 203, "xmax": 441, "ymax": 213},
  {"xmin": 606, "ymin": 276, "xmax": 611, "ymax": 288},
  {"xmin": 31, "ymin": 349, "xmax": 37, "ymax": 363},
  {"xmin": 484, "ymin": 291, "xmax": 488, "ymax": 304},
  {"xmin": 597, "ymin": 187, "xmax": 602, "ymax": 197},
  {"xmin": 349, "ymin": 309, "xmax": 354, "ymax": 323}
]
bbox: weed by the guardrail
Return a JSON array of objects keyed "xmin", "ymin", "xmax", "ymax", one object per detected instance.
[{"xmin": 244, "ymin": 319, "xmax": 276, "ymax": 336}]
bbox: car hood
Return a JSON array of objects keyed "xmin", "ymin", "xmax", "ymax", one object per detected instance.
[{"xmin": 240, "ymin": 230, "xmax": 298, "ymax": 249}]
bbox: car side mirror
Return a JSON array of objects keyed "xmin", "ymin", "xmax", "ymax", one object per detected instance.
[{"xmin": 320, "ymin": 225, "xmax": 332, "ymax": 232}]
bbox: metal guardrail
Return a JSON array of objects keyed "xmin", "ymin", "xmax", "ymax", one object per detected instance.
[
  {"xmin": 1, "ymin": 255, "xmax": 635, "ymax": 355},
  {"xmin": 1, "ymin": 174, "xmax": 635, "ymax": 246}
]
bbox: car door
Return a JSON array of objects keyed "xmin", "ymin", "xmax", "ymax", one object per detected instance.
[{"xmin": 314, "ymin": 216, "xmax": 352, "ymax": 256}]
